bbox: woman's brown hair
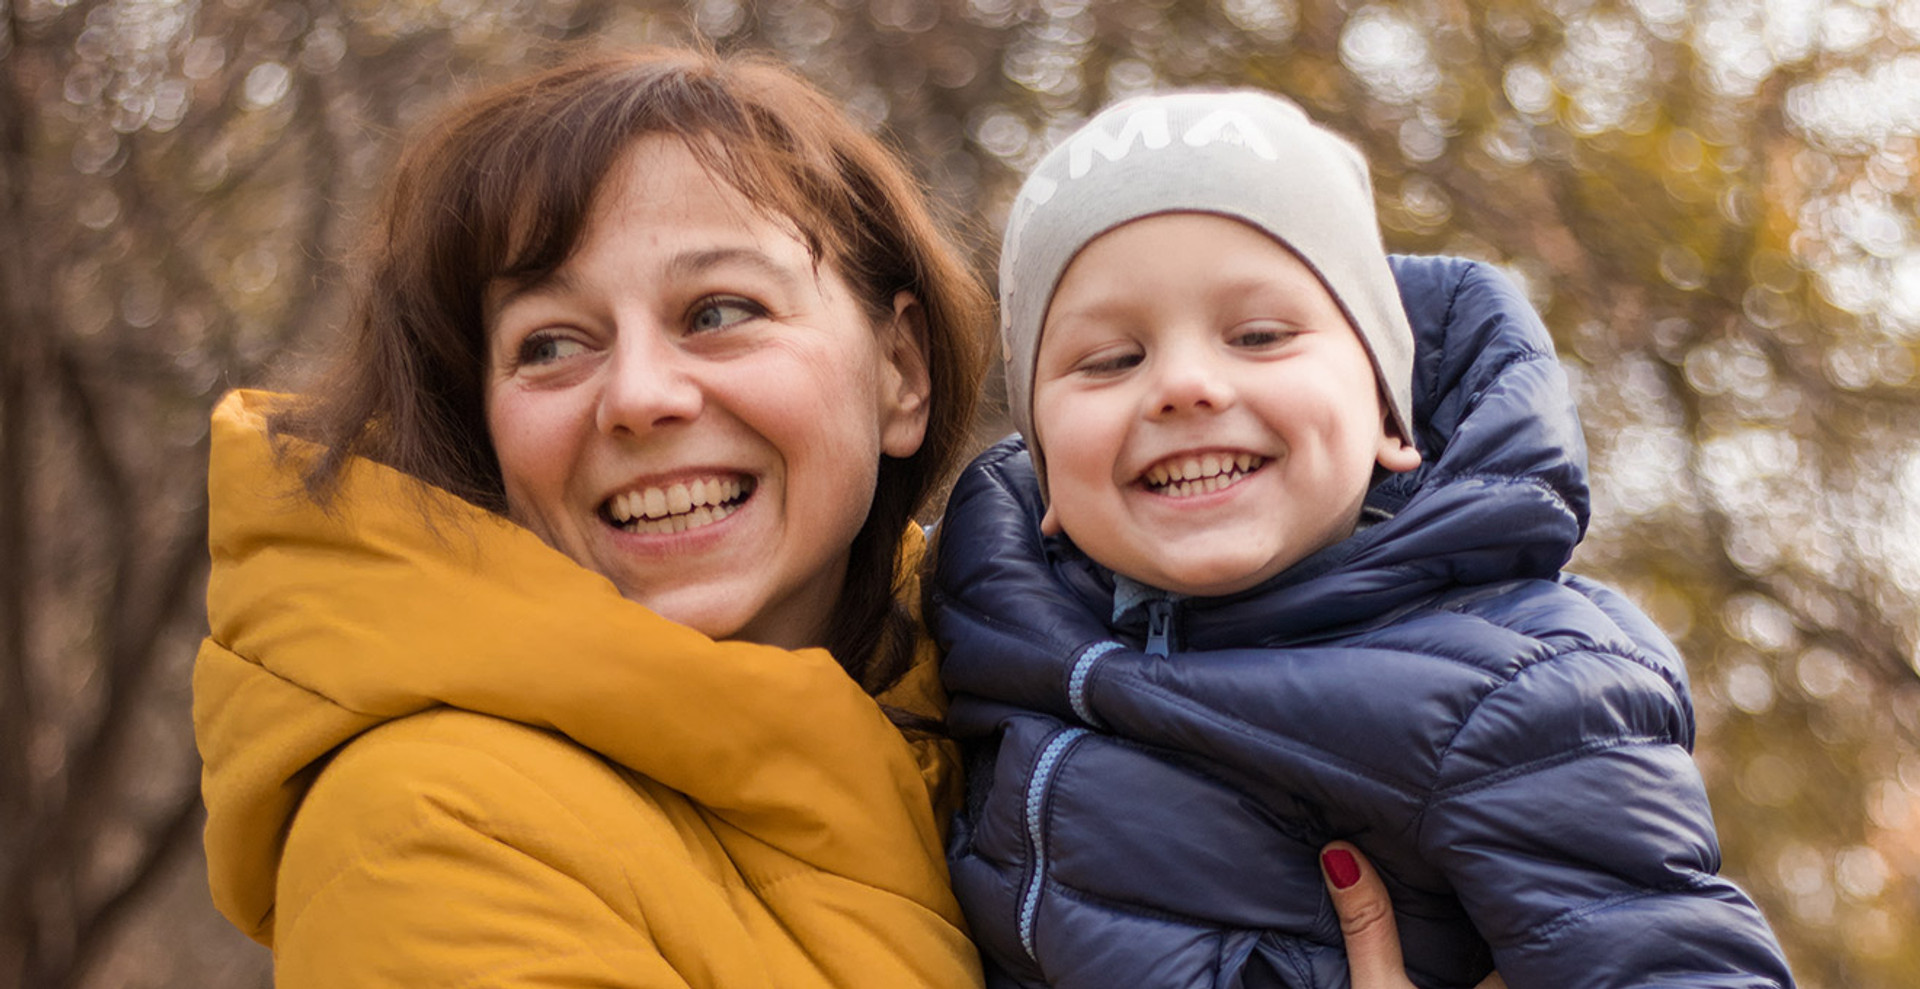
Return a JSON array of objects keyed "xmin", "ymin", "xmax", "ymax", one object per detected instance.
[{"xmin": 275, "ymin": 47, "xmax": 991, "ymax": 701}]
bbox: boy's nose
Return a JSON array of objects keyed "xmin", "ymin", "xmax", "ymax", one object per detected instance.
[
  {"xmin": 596, "ymin": 330, "xmax": 705, "ymax": 435},
  {"xmin": 1149, "ymin": 351, "xmax": 1235, "ymax": 418}
]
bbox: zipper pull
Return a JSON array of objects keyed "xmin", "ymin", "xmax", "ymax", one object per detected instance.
[{"xmin": 1145, "ymin": 598, "xmax": 1175, "ymax": 658}]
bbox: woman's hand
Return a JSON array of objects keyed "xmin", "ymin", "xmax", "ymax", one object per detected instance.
[{"xmin": 1320, "ymin": 842, "xmax": 1507, "ymax": 989}]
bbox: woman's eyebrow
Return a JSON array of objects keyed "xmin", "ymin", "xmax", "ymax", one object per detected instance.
[
  {"xmin": 664, "ymin": 246, "xmax": 806, "ymax": 290},
  {"xmin": 489, "ymin": 267, "xmax": 581, "ymax": 317}
]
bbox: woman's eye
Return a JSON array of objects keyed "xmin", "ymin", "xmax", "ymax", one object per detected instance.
[
  {"xmin": 690, "ymin": 297, "xmax": 765, "ymax": 333},
  {"xmin": 516, "ymin": 334, "xmax": 588, "ymax": 366}
]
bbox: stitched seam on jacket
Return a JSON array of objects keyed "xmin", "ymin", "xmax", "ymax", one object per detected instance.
[
  {"xmin": 1411, "ymin": 469, "xmax": 1575, "ymax": 522},
  {"xmin": 1506, "ymin": 881, "xmax": 1715, "ymax": 950},
  {"xmin": 1098, "ymin": 670, "xmax": 1421, "ymax": 799},
  {"xmin": 1427, "ymin": 641, "xmax": 1687, "ymax": 782}
]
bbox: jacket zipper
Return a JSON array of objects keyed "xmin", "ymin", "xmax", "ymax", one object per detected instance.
[
  {"xmin": 1067, "ymin": 641, "xmax": 1122, "ymax": 725},
  {"xmin": 1145, "ymin": 598, "xmax": 1178, "ymax": 657},
  {"xmin": 1018, "ymin": 726, "xmax": 1088, "ymax": 963}
]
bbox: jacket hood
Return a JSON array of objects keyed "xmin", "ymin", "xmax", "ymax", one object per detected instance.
[
  {"xmin": 194, "ymin": 390, "xmax": 961, "ymax": 943},
  {"xmin": 941, "ymin": 256, "xmax": 1590, "ymax": 651}
]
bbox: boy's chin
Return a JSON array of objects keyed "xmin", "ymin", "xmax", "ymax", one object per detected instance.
[{"xmin": 1132, "ymin": 555, "xmax": 1291, "ymax": 599}]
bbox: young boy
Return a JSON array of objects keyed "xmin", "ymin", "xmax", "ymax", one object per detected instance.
[{"xmin": 931, "ymin": 91, "xmax": 1793, "ymax": 989}]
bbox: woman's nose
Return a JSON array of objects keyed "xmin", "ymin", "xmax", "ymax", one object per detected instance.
[
  {"xmin": 595, "ymin": 332, "xmax": 704, "ymax": 435},
  {"xmin": 1149, "ymin": 349, "xmax": 1235, "ymax": 418}
]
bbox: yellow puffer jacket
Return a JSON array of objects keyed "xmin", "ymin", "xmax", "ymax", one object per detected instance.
[{"xmin": 193, "ymin": 390, "xmax": 983, "ymax": 988}]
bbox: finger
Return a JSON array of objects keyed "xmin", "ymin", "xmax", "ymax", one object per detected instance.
[
  {"xmin": 1321, "ymin": 842, "xmax": 1412, "ymax": 989},
  {"xmin": 1475, "ymin": 975, "xmax": 1509, "ymax": 989}
]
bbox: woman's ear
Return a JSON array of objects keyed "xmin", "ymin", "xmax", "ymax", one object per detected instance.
[{"xmin": 878, "ymin": 291, "xmax": 933, "ymax": 459}]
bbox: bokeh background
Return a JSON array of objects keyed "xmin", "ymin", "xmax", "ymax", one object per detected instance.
[{"xmin": 3, "ymin": 0, "xmax": 1918, "ymax": 986}]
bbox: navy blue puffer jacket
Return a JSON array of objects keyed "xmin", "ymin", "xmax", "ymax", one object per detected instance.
[{"xmin": 931, "ymin": 256, "xmax": 1793, "ymax": 989}]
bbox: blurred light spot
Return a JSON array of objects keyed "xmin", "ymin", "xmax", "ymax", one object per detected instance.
[
  {"xmin": 1834, "ymin": 846, "xmax": 1888, "ymax": 900},
  {"xmin": 1398, "ymin": 173, "xmax": 1452, "ymax": 228},
  {"xmin": 70, "ymin": 127, "xmax": 123, "ymax": 175},
  {"xmin": 1222, "ymin": 0, "xmax": 1297, "ymax": 42},
  {"xmin": 694, "ymin": 0, "xmax": 745, "ymax": 36},
  {"xmin": 182, "ymin": 36, "xmax": 225, "ymax": 80},
  {"xmin": 1553, "ymin": 10, "xmax": 1653, "ymax": 134},
  {"xmin": 302, "ymin": 25, "xmax": 348, "ymax": 73},
  {"xmin": 231, "ymin": 246, "xmax": 280, "ymax": 295},
  {"xmin": 1825, "ymin": 342, "xmax": 1878, "ymax": 389},
  {"xmin": 241, "ymin": 61, "xmax": 292, "ymax": 110},
  {"xmin": 1480, "ymin": 117, "xmax": 1534, "ymax": 168},
  {"xmin": 1724, "ymin": 661, "xmax": 1776, "ymax": 714},
  {"xmin": 1740, "ymin": 285, "xmax": 1797, "ymax": 330},
  {"xmin": 1605, "ymin": 422, "xmax": 1689, "ymax": 515},
  {"xmin": 149, "ymin": 78, "xmax": 189, "ymax": 132},
  {"xmin": 1776, "ymin": 843, "xmax": 1829, "ymax": 898},
  {"xmin": 972, "ymin": 108, "xmax": 1030, "ymax": 160},
  {"xmin": 1820, "ymin": 3, "xmax": 1878, "ymax": 54},
  {"xmin": 1786, "ymin": 54, "xmax": 1920, "ymax": 154},
  {"xmin": 76, "ymin": 188, "xmax": 120, "ymax": 231},
  {"xmin": 122, "ymin": 275, "xmax": 164, "ymax": 329},
  {"xmin": 1398, "ymin": 117, "xmax": 1446, "ymax": 163},
  {"xmin": 965, "ymin": 0, "xmax": 1022, "ymax": 29},
  {"xmin": 1658, "ymin": 244, "xmax": 1706, "ymax": 291},
  {"xmin": 64, "ymin": 63, "xmax": 107, "ymax": 107},
  {"xmin": 871, "ymin": 0, "xmax": 940, "ymax": 33},
  {"xmin": 1794, "ymin": 647, "xmax": 1854, "ymax": 699},
  {"xmin": 1662, "ymin": 129, "xmax": 1704, "ymax": 172},
  {"xmin": 1727, "ymin": 593, "xmax": 1797, "ymax": 651},
  {"xmin": 1502, "ymin": 61, "xmax": 1554, "ymax": 118},
  {"xmin": 1815, "ymin": 258, "xmax": 1877, "ymax": 314},
  {"xmin": 929, "ymin": 44, "xmax": 979, "ymax": 89},
  {"xmin": 1105, "ymin": 58, "xmax": 1157, "ymax": 100},
  {"xmin": 1868, "ymin": 778, "xmax": 1913, "ymax": 830},
  {"xmin": 1339, "ymin": 5, "xmax": 1440, "ymax": 106}
]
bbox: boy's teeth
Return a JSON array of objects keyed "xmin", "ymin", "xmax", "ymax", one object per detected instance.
[{"xmin": 1144, "ymin": 453, "xmax": 1268, "ymax": 493}]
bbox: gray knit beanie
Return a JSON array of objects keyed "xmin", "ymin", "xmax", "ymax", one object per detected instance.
[{"xmin": 999, "ymin": 90, "xmax": 1415, "ymax": 474}]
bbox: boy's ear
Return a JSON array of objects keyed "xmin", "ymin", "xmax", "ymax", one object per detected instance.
[
  {"xmin": 878, "ymin": 291, "xmax": 933, "ymax": 459},
  {"xmin": 1376, "ymin": 411, "xmax": 1421, "ymax": 474},
  {"xmin": 1040, "ymin": 500, "xmax": 1064, "ymax": 536}
]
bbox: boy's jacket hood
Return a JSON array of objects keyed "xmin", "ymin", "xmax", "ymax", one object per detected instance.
[{"xmin": 195, "ymin": 389, "xmax": 963, "ymax": 945}]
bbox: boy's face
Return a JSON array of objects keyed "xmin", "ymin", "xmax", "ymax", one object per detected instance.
[{"xmin": 1032, "ymin": 213, "xmax": 1420, "ymax": 597}]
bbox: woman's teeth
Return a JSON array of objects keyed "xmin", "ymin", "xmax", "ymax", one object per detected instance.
[
  {"xmin": 1144, "ymin": 453, "xmax": 1265, "ymax": 497},
  {"xmin": 606, "ymin": 477, "xmax": 751, "ymax": 534}
]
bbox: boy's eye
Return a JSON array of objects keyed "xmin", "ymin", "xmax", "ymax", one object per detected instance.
[
  {"xmin": 517, "ymin": 333, "xmax": 588, "ymax": 366},
  {"xmin": 1076, "ymin": 351, "xmax": 1143, "ymax": 375},
  {"xmin": 1231, "ymin": 324, "xmax": 1298, "ymax": 348},
  {"xmin": 690, "ymin": 297, "xmax": 765, "ymax": 333}
]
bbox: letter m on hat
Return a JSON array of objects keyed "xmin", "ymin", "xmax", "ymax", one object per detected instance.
[{"xmin": 1068, "ymin": 105, "xmax": 1171, "ymax": 179}]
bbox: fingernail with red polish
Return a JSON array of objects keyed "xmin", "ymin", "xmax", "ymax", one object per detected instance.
[{"xmin": 1322, "ymin": 848, "xmax": 1361, "ymax": 890}]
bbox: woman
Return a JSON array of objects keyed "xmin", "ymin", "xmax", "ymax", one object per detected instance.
[
  {"xmin": 195, "ymin": 48, "xmax": 992, "ymax": 988},
  {"xmin": 193, "ymin": 45, "xmax": 1494, "ymax": 988}
]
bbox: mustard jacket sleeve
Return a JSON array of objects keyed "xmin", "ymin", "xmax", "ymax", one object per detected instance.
[{"xmin": 274, "ymin": 708, "xmax": 766, "ymax": 989}]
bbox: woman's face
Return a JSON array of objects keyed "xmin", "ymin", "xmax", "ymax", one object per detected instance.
[{"xmin": 484, "ymin": 136, "xmax": 932, "ymax": 649}]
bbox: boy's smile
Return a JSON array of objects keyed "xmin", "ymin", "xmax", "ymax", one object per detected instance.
[{"xmin": 1031, "ymin": 212, "xmax": 1419, "ymax": 597}]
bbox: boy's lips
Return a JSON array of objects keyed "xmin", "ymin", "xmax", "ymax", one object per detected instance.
[
  {"xmin": 1138, "ymin": 451, "xmax": 1268, "ymax": 497},
  {"xmin": 601, "ymin": 474, "xmax": 757, "ymax": 535}
]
